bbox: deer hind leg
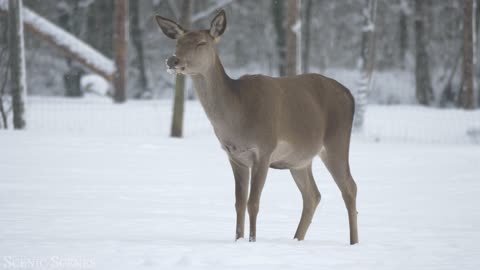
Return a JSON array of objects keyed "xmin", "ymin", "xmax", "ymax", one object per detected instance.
[
  {"xmin": 229, "ymin": 159, "xmax": 250, "ymax": 241},
  {"xmin": 320, "ymin": 139, "xmax": 359, "ymax": 245},
  {"xmin": 290, "ymin": 163, "xmax": 321, "ymax": 241}
]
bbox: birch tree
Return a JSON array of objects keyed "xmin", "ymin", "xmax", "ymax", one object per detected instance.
[
  {"xmin": 8, "ymin": 0, "xmax": 27, "ymax": 129},
  {"xmin": 353, "ymin": 0, "xmax": 377, "ymax": 130}
]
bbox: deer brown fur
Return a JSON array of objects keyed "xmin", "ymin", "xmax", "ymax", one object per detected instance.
[{"xmin": 156, "ymin": 10, "xmax": 359, "ymax": 244}]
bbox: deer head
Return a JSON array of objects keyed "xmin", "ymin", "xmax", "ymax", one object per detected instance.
[{"xmin": 155, "ymin": 10, "xmax": 227, "ymax": 75}]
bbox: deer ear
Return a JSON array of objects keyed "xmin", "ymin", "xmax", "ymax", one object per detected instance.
[
  {"xmin": 209, "ymin": 10, "xmax": 227, "ymax": 39},
  {"xmin": 155, "ymin": 15, "xmax": 186, "ymax": 39}
]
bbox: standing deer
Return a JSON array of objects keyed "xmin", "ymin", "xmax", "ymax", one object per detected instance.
[{"xmin": 155, "ymin": 10, "xmax": 358, "ymax": 244}]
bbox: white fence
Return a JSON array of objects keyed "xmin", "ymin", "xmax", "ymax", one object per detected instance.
[{"xmin": 4, "ymin": 96, "xmax": 480, "ymax": 144}]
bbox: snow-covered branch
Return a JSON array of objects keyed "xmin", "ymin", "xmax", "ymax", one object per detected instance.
[{"xmin": 0, "ymin": 0, "xmax": 115, "ymax": 80}]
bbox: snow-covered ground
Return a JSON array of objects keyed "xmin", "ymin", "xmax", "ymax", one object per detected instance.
[{"xmin": 1, "ymin": 98, "xmax": 479, "ymax": 269}]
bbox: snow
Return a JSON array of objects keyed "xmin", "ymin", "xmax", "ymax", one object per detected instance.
[
  {"xmin": 0, "ymin": 0, "xmax": 115, "ymax": 76},
  {"xmin": 80, "ymin": 74, "xmax": 111, "ymax": 96},
  {"xmin": 1, "ymin": 97, "xmax": 480, "ymax": 269},
  {"xmin": 364, "ymin": 105, "xmax": 480, "ymax": 144}
]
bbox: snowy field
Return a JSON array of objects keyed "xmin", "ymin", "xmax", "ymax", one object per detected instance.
[{"xmin": 1, "ymin": 97, "xmax": 480, "ymax": 269}]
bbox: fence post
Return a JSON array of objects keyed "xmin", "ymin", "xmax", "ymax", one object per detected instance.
[
  {"xmin": 8, "ymin": 0, "xmax": 27, "ymax": 129},
  {"xmin": 113, "ymin": 0, "xmax": 128, "ymax": 103}
]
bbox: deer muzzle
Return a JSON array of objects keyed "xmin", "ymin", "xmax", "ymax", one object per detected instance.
[{"xmin": 166, "ymin": 56, "xmax": 179, "ymax": 69}]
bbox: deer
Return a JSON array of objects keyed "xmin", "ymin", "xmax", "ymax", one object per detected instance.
[{"xmin": 155, "ymin": 10, "xmax": 359, "ymax": 245}]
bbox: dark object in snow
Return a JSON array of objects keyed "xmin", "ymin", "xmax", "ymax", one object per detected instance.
[{"xmin": 64, "ymin": 66, "xmax": 85, "ymax": 97}]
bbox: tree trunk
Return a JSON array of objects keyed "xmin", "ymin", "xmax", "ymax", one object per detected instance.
[
  {"xmin": 58, "ymin": 0, "xmax": 84, "ymax": 97},
  {"xmin": 286, "ymin": 0, "xmax": 299, "ymax": 76},
  {"xmin": 130, "ymin": 0, "xmax": 149, "ymax": 99},
  {"xmin": 113, "ymin": 0, "xmax": 128, "ymax": 103},
  {"xmin": 414, "ymin": 0, "xmax": 434, "ymax": 106},
  {"xmin": 353, "ymin": 0, "xmax": 377, "ymax": 130},
  {"xmin": 272, "ymin": 0, "xmax": 286, "ymax": 77},
  {"xmin": 476, "ymin": 0, "xmax": 480, "ymax": 107},
  {"xmin": 0, "ymin": 15, "xmax": 9, "ymax": 129},
  {"xmin": 87, "ymin": 0, "xmax": 114, "ymax": 58},
  {"xmin": 8, "ymin": 0, "xmax": 27, "ymax": 129},
  {"xmin": 461, "ymin": 0, "xmax": 476, "ymax": 109},
  {"xmin": 398, "ymin": 0, "xmax": 409, "ymax": 70},
  {"xmin": 170, "ymin": 0, "xmax": 192, "ymax": 138},
  {"xmin": 440, "ymin": 49, "xmax": 461, "ymax": 107},
  {"xmin": 301, "ymin": 0, "xmax": 312, "ymax": 74}
]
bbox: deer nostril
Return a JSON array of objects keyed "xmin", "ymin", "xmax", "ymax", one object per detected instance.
[{"xmin": 166, "ymin": 56, "xmax": 179, "ymax": 69}]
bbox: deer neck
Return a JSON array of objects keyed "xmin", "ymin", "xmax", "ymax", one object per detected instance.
[{"xmin": 190, "ymin": 53, "xmax": 236, "ymax": 125}]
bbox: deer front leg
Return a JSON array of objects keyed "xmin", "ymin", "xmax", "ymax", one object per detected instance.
[
  {"xmin": 247, "ymin": 158, "xmax": 270, "ymax": 242},
  {"xmin": 229, "ymin": 159, "xmax": 250, "ymax": 241}
]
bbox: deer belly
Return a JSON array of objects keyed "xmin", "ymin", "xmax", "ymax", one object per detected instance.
[
  {"xmin": 270, "ymin": 141, "xmax": 317, "ymax": 169},
  {"xmin": 222, "ymin": 143, "xmax": 257, "ymax": 167}
]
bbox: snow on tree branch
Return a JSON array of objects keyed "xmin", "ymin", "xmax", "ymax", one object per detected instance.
[{"xmin": 0, "ymin": 0, "xmax": 115, "ymax": 80}]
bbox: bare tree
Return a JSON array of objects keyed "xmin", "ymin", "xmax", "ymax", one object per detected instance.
[
  {"xmin": 170, "ymin": 0, "xmax": 192, "ymax": 138},
  {"xmin": 130, "ymin": 0, "xmax": 149, "ymax": 99},
  {"xmin": 414, "ymin": 0, "xmax": 433, "ymax": 106},
  {"xmin": 301, "ymin": 0, "xmax": 312, "ymax": 74},
  {"xmin": 58, "ymin": 0, "xmax": 84, "ymax": 97},
  {"xmin": 8, "ymin": 0, "xmax": 27, "ymax": 129},
  {"xmin": 477, "ymin": 0, "xmax": 480, "ymax": 107},
  {"xmin": 87, "ymin": 0, "xmax": 114, "ymax": 58},
  {"xmin": 353, "ymin": 0, "xmax": 377, "ymax": 130},
  {"xmin": 398, "ymin": 0, "xmax": 410, "ymax": 69},
  {"xmin": 286, "ymin": 0, "xmax": 299, "ymax": 76},
  {"xmin": 460, "ymin": 0, "xmax": 477, "ymax": 109},
  {"xmin": 0, "ymin": 15, "xmax": 9, "ymax": 129},
  {"xmin": 113, "ymin": 0, "xmax": 128, "ymax": 103},
  {"xmin": 272, "ymin": 0, "xmax": 286, "ymax": 76}
]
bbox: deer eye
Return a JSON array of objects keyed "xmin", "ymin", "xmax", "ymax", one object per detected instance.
[{"xmin": 196, "ymin": 41, "xmax": 207, "ymax": 47}]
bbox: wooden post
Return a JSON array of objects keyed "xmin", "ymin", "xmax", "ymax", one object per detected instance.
[
  {"xmin": 8, "ymin": 0, "xmax": 26, "ymax": 129},
  {"xmin": 170, "ymin": 0, "xmax": 192, "ymax": 138},
  {"xmin": 113, "ymin": 0, "xmax": 128, "ymax": 103}
]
